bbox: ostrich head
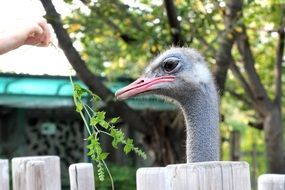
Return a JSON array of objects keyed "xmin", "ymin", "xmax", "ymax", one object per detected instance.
[
  {"xmin": 115, "ymin": 47, "xmax": 212, "ymax": 103},
  {"xmin": 115, "ymin": 47, "xmax": 219, "ymax": 162}
]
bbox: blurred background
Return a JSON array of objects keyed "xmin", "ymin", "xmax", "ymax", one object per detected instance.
[{"xmin": 0, "ymin": 0, "xmax": 284, "ymax": 189}]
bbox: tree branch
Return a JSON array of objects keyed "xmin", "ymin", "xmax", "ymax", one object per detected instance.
[
  {"xmin": 163, "ymin": 0, "xmax": 184, "ymax": 46},
  {"xmin": 213, "ymin": 0, "xmax": 242, "ymax": 96},
  {"xmin": 40, "ymin": 0, "xmax": 151, "ymax": 135},
  {"xmin": 226, "ymin": 88, "xmax": 251, "ymax": 107},
  {"xmin": 229, "ymin": 61, "xmax": 255, "ymax": 102},
  {"xmin": 236, "ymin": 25, "xmax": 272, "ymax": 116},
  {"xmin": 274, "ymin": 5, "xmax": 285, "ymax": 106},
  {"xmin": 248, "ymin": 121, "xmax": 263, "ymax": 130}
]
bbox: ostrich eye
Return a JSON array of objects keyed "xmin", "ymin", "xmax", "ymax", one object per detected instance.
[{"xmin": 162, "ymin": 59, "xmax": 179, "ymax": 73}]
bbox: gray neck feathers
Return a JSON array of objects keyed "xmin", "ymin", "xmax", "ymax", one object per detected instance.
[{"xmin": 177, "ymin": 81, "xmax": 219, "ymax": 162}]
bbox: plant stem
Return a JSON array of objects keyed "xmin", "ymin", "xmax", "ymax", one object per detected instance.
[
  {"xmin": 102, "ymin": 160, "xmax": 115, "ymax": 190},
  {"xmin": 79, "ymin": 111, "xmax": 92, "ymax": 136}
]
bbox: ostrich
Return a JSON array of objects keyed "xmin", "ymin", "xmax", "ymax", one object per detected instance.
[{"xmin": 115, "ymin": 47, "xmax": 219, "ymax": 162}]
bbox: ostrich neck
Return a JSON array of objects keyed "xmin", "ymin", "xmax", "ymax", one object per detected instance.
[{"xmin": 178, "ymin": 83, "xmax": 219, "ymax": 162}]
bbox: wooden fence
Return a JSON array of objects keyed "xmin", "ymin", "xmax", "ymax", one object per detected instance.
[{"xmin": 0, "ymin": 156, "xmax": 284, "ymax": 190}]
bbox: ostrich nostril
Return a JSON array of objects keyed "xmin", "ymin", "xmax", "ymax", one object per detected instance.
[{"xmin": 138, "ymin": 80, "xmax": 144, "ymax": 84}]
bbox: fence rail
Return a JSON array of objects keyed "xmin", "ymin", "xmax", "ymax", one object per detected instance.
[{"xmin": 0, "ymin": 156, "xmax": 285, "ymax": 190}]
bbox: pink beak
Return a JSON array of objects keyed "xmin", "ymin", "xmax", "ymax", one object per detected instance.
[{"xmin": 115, "ymin": 76, "xmax": 175, "ymax": 100}]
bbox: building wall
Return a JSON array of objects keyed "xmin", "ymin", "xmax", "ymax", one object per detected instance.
[{"xmin": 0, "ymin": 107, "xmax": 85, "ymax": 186}]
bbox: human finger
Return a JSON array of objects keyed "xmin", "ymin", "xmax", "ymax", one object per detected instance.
[
  {"xmin": 37, "ymin": 18, "xmax": 52, "ymax": 46},
  {"xmin": 41, "ymin": 23, "xmax": 52, "ymax": 46}
]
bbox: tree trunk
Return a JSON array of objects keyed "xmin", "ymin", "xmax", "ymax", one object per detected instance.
[
  {"xmin": 214, "ymin": 0, "xmax": 242, "ymax": 95},
  {"xmin": 263, "ymin": 106, "xmax": 284, "ymax": 173},
  {"xmin": 164, "ymin": 0, "xmax": 184, "ymax": 46},
  {"xmin": 230, "ymin": 130, "xmax": 241, "ymax": 161}
]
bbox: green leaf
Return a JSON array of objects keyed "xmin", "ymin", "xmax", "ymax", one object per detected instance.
[
  {"xmin": 100, "ymin": 120, "xmax": 109, "ymax": 129},
  {"xmin": 86, "ymin": 144, "xmax": 93, "ymax": 149},
  {"xmin": 75, "ymin": 102, "xmax": 83, "ymax": 112},
  {"xmin": 110, "ymin": 117, "xmax": 120, "ymax": 124},
  {"xmin": 97, "ymin": 161, "xmax": 105, "ymax": 181},
  {"xmin": 112, "ymin": 139, "xmax": 119, "ymax": 149},
  {"xmin": 87, "ymin": 149, "xmax": 94, "ymax": 156},
  {"xmin": 87, "ymin": 135, "xmax": 93, "ymax": 141},
  {"xmin": 73, "ymin": 84, "xmax": 84, "ymax": 97},
  {"xmin": 96, "ymin": 111, "xmax": 106, "ymax": 121},
  {"xmin": 100, "ymin": 152, "xmax": 109, "ymax": 160},
  {"xmin": 91, "ymin": 94, "xmax": 101, "ymax": 103},
  {"xmin": 90, "ymin": 117, "xmax": 98, "ymax": 126},
  {"xmin": 124, "ymin": 138, "xmax": 134, "ymax": 154},
  {"xmin": 133, "ymin": 147, "xmax": 147, "ymax": 159}
]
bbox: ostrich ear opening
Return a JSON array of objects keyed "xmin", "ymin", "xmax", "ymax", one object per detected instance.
[{"xmin": 115, "ymin": 76, "xmax": 175, "ymax": 100}]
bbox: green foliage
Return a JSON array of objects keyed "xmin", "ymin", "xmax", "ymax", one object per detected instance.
[
  {"xmin": 63, "ymin": 0, "xmax": 284, "ymax": 92},
  {"xmin": 70, "ymin": 77, "xmax": 146, "ymax": 188}
]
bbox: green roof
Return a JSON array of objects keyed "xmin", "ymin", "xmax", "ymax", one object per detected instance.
[{"xmin": 0, "ymin": 74, "xmax": 176, "ymax": 110}]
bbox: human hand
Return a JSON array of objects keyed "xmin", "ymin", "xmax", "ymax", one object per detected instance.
[
  {"xmin": 19, "ymin": 17, "xmax": 51, "ymax": 47},
  {"xmin": 0, "ymin": 17, "xmax": 52, "ymax": 54}
]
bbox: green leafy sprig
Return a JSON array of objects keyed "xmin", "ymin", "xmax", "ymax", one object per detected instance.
[{"xmin": 70, "ymin": 77, "xmax": 146, "ymax": 189}]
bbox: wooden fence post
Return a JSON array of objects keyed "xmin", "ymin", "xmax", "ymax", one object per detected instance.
[
  {"xmin": 258, "ymin": 174, "xmax": 285, "ymax": 190},
  {"xmin": 166, "ymin": 161, "xmax": 250, "ymax": 190},
  {"xmin": 136, "ymin": 167, "xmax": 166, "ymax": 190},
  {"xmin": 137, "ymin": 161, "xmax": 251, "ymax": 190},
  {"xmin": 26, "ymin": 161, "xmax": 46, "ymax": 190},
  {"xmin": 12, "ymin": 156, "xmax": 60, "ymax": 190},
  {"xmin": 0, "ymin": 159, "xmax": 9, "ymax": 190},
  {"xmin": 69, "ymin": 163, "xmax": 95, "ymax": 190}
]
